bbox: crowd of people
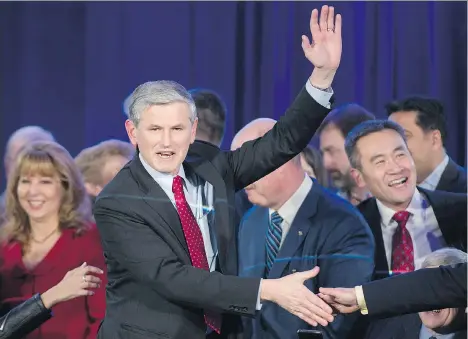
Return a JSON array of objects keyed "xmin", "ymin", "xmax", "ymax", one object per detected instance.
[{"xmin": 0, "ymin": 4, "xmax": 466, "ymax": 339}]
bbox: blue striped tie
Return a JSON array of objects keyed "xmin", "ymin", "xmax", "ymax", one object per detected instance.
[{"xmin": 265, "ymin": 211, "xmax": 283, "ymax": 276}]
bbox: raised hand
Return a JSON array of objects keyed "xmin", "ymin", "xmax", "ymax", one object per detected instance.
[
  {"xmin": 302, "ymin": 5, "xmax": 342, "ymax": 71},
  {"xmin": 41, "ymin": 262, "xmax": 104, "ymax": 308},
  {"xmin": 261, "ymin": 267, "xmax": 334, "ymax": 326},
  {"xmin": 318, "ymin": 287, "xmax": 360, "ymax": 314}
]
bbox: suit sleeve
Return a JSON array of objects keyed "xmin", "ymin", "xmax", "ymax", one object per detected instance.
[
  {"xmin": 94, "ymin": 197, "xmax": 260, "ymax": 317},
  {"xmin": 314, "ymin": 215, "xmax": 375, "ymax": 339},
  {"xmin": 82, "ymin": 226, "xmax": 108, "ymax": 339},
  {"xmin": 363, "ymin": 263, "xmax": 467, "ymax": 318},
  {"xmin": 226, "ymin": 86, "xmax": 331, "ymax": 191}
]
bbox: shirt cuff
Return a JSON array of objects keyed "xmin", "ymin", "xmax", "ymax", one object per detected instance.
[
  {"xmin": 256, "ymin": 279, "xmax": 263, "ymax": 310},
  {"xmin": 355, "ymin": 285, "xmax": 368, "ymax": 315},
  {"xmin": 305, "ymin": 80, "xmax": 333, "ymax": 109}
]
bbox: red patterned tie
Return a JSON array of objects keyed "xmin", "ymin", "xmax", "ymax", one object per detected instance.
[
  {"xmin": 391, "ymin": 211, "xmax": 414, "ymax": 273},
  {"xmin": 172, "ymin": 175, "xmax": 221, "ymax": 334}
]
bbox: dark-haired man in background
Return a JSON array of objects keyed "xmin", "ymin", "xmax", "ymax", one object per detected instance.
[
  {"xmin": 386, "ymin": 96, "xmax": 466, "ymax": 193},
  {"xmin": 317, "ymin": 103, "xmax": 375, "ymax": 204},
  {"xmin": 190, "ymin": 89, "xmax": 227, "ymax": 147}
]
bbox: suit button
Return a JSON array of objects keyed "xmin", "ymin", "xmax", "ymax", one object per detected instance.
[{"xmin": 291, "ymin": 269, "xmax": 297, "ymax": 273}]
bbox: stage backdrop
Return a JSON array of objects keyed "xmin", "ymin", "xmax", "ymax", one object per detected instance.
[{"xmin": 0, "ymin": 1, "xmax": 466, "ymax": 188}]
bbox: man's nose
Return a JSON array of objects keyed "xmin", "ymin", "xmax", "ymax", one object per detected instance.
[
  {"xmin": 162, "ymin": 130, "xmax": 171, "ymax": 147},
  {"xmin": 323, "ymin": 155, "xmax": 334, "ymax": 170},
  {"xmin": 387, "ymin": 158, "xmax": 403, "ymax": 173}
]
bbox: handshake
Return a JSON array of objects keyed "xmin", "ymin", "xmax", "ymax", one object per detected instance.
[{"xmin": 260, "ymin": 266, "xmax": 361, "ymax": 327}]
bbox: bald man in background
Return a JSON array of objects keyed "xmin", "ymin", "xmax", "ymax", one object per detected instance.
[
  {"xmin": 0, "ymin": 126, "xmax": 55, "ymax": 219},
  {"xmin": 234, "ymin": 118, "xmax": 374, "ymax": 339}
]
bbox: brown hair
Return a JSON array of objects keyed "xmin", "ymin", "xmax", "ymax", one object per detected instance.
[
  {"xmin": 75, "ymin": 139, "xmax": 134, "ymax": 186},
  {"xmin": 1, "ymin": 141, "xmax": 93, "ymax": 245}
]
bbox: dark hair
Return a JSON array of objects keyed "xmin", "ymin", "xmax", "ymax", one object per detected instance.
[
  {"xmin": 344, "ymin": 120, "xmax": 406, "ymax": 169},
  {"xmin": 190, "ymin": 89, "xmax": 227, "ymax": 147},
  {"xmin": 385, "ymin": 96, "xmax": 447, "ymax": 145},
  {"xmin": 318, "ymin": 103, "xmax": 376, "ymax": 138},
  {"xmin": 300, "ymin": 145, "xmax": 328, "ymax": 187}
]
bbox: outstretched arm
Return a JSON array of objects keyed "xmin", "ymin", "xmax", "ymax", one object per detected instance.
[
  {"xmin": 319, "ymin": 263, "xmax": 467, "ymax": 318},
  {"xmin": 227, "ymin": 6, "xmax": 342, "ymax": 191}
]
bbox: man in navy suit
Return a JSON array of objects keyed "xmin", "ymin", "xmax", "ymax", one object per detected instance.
[{"xmin": 233, "ymin": 118, "xmax": 375, "ymax": 339}]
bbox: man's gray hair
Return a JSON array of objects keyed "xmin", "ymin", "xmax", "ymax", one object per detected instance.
[
  {"xmin": 127, "ymin": 80, "xmax": 197, "ymax": 126},
  {"xmin": 421, "ymin": 248, "xmax": 467, "ymax": 269}
]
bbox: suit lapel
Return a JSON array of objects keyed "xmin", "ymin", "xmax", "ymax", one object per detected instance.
[
  {"xmin": 419, "ymin": 187, "xmax": 462, "ymax": 250},
  {"xmin": 184, "ymin": 155, "xmax": 232, "ymax": 272},
  {"xmin": 361, "ymin": 199, "xmax": 389, "ymax": 277},
  {"xmin": 128, "ymin": 154, "xmax": 189, "ymax": 256},
  {"xmin": 436, "ymin": 158, "xmax": 460, "ymax": 192},
  {"xmin": 267, "ymin": 183, "xmax": 318, "ymax": 279}
]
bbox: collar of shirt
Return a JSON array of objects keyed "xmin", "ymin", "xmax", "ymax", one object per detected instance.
[
  {"xmin": 419, "ymin": 323, "xmax": 457, "ymax": 339},
  {"xmin": 419, "ymin": 154, "xmax": 449, "ymax": 191},
  {"xmin": 269, "ymin": 174, "xmax": 312, "ymax": 225},
  {"xmin": 376, "ymin": 188, "xmax": 425, "ymax": 227},
  {"xmin": 139, "ymin": 153, "xmax": 189, "ymax": 191}
]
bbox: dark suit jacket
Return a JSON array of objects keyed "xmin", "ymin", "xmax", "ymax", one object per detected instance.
[
  {"xmin": 364, "ymin": 312, "xmax": 467, "ymax": 339},
  {"xmin": 363, "ymin": 263, "xmax": 467, "ymax": 318},
  {"xmin": 357, "ymin": 187, "xmax": 467, "ymax": 280},
  {"xmin": 234, "ymin": 190, "xmax": 253, "ymax": 234},
  {"xmin": 93, "ymin": 87, "xmax": 331, "ymax": 339},
  {"xmin": 436, "ymin": 158, "xmax": 467, "ymax": 193},
  {"xmin": 238, "ymin": 182, "xmax": 375, "ymax": 339}
]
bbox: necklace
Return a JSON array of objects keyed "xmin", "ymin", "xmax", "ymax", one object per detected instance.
[{"xmin": 30, "ymin": 228, "xmax": 59, "ymax": 243}]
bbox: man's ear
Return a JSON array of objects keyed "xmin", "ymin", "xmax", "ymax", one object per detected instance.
[
  {"xmin": 84, "ymin": 182, "xmax": 103, "ymax": 197},
  {"xmin": 350, "ymin": 167, "xmax": 366, "ymax": 189},
  {"xmin": 430, "ymin": 129, "xmax": 443, "ymax": 149},
  {"xmin": 125, "ymin": 119, "xmax": 138, "ymax": 146}
]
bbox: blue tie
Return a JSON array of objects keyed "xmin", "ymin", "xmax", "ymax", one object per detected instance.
[{"xmin": 265, "ymin": 211, "xmax": 283, "ymax": 276}]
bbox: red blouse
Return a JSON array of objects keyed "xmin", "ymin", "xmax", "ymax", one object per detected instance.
[{"xmin": 0, "ymin": 225, "xmax": 107, "ymax": 339}]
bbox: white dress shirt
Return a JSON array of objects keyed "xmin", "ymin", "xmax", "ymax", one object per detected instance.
[
  {"xmin": 269, "ymin": 174, "xmax": 312, "ymax": 247},
  {"xmin": 376, "ymin": 189, "xmax": 447, "ymax": 270},
  {"xmin": 419, "ymin": 154, "xmax": 449, "ymax": 191},
  {"xmin": 139, "ymin": 154, "xmax": 218, "ymax": 271}
]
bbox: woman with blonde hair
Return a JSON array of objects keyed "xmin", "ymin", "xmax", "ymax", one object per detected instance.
[{"xmin": 0, "ymin": 141, "xmax": 107, "ymax": 339}]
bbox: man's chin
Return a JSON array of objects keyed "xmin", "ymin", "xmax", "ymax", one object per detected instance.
[{"xmin": 151, "ymin": 162, "xmax": 179, "ymax": 175}]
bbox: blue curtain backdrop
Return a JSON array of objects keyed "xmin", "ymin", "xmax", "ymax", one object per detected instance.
[{"xmin": 0, "ymin": 1, "xmax": 466, "ymax": 188}]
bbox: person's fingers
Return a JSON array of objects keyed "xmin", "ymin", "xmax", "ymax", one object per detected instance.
[
  {"xmin": 301, "ymin": 295, "xmax": 334, "ymax": 322},
  {"xmin": 319, "ymin": 287, "xmax": 342, "ymax": 299},
  {"xmin": 297, "ymin": 304, "xmax": 332, "ymax": 326},
  {"xmin": 327, "ymin": 6, "xmax": 335, "ymax": 31},
  {"xmin": 303, "ymin": 290, "xmax": 333, "ymax": 315},
  {"xmin": 302, "ymin": 35, "xmax": 311, "ymax": 52},
  {"xmin": 310, "ymin": 9, "xmax": 320, "ymax": 38},
  {"xmin": 296, "ymin": 266, "xmax": 320, "ymax": 282},
  {"xmin": 294, "ymin": 308, "xmax": 318, "ymax": 327},
  {"xmin": 334, "ymin": 14, "xmax": 342, "ymax": 36},
  {"xmin": 318, "ymin": 5, "xmax": 329, "ymax": 32},
  {"xmin": 85, "ymin": 282, "xmax": 100, "ymax": 289},
  {"xmin": 317, "ymin": 292, "xmax": 335, "ymax": 304},
  {"xmin": 83, "ymin": 265, "xmax": 104, "ymax": 274},
  {"xmin": 83, "ymin": 275, "xmax": 101, "ymax": 284}
]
